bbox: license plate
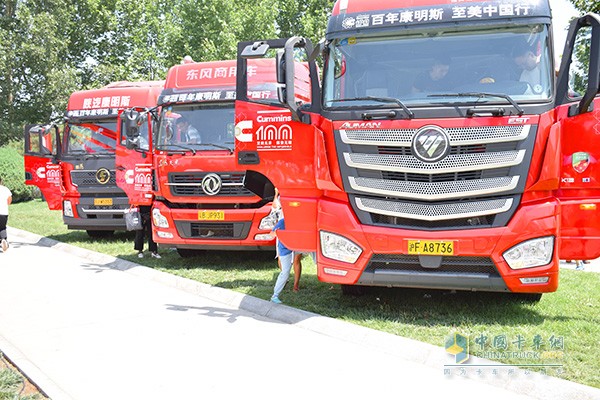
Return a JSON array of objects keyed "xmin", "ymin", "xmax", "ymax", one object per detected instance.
[
  {"xmin": 198, "ymin": 210, "xmax": 225, "ymax": 221},
  {"xmin": 94, "ymin": 198, "xmax": 113, "ymax": 206},
  {"xmin": 407, "ymin": 240, "xmax": 454, "ymax": 255}
]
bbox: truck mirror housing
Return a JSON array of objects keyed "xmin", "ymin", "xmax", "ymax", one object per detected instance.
[
  {"xmin": 276, "ymin": 49, "xmax": 286, "ymax": 84},
  {"xmin": 241, "ymin": 41, "xmax": 270, "ymax": 58},
  {"xmin": 124, "ymin": 109, "xmax": 141, "ymax": 150}
]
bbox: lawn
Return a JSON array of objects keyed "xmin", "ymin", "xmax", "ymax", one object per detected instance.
[{"xmin": 8, "ymin": 199, "xmax": 600, "ymax": 389}]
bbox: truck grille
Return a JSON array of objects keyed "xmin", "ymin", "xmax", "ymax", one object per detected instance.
[
  {"xmin": 70, "ymin": 170, "xmax": 117, "ymax": 187},
  {"xmin": 174, "ymin": 221, "xmax": 251, "ymax": 239},
  {"xmin": 366, "ymin": 254, "xmax": 500, "ymax": 276},
  {"xmin": 168, "ymin": 172, "xmax": 255, "ymax": 197},
  {"xmin": 338, "ymin": 124, "xmax": 534, "ymax": 229}
]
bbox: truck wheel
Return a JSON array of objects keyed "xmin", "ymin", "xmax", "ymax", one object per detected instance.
[
  {"xmin": 86, "ymin": 230, "xmax": 114, "ymax": 238},
  {"xmin": 176, "ymin": 248, "xmax": 203, "ymax": 258},
  {"xmin": 341, "ymin": 284, "xmax": 367, "ymax": 296},
  {"xmin": 515, "ymin": 293, "xmax": 543, "ymax": 303}
]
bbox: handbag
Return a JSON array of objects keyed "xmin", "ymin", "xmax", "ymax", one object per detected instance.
[{"xmin": 124, "ymin": 207, "xmax": 142, "ymax": 231}]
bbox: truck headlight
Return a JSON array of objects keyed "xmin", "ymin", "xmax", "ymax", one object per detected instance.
[
  {"xmin": 503, "ymin": 236, "xmax": 554, "ymax": 270},
  {"xmin": 63, "ymin": 200, "xmax": 74, "ymax": 217},
  {"xmin": 152, "ymin": 208, "xmax": 169, "ymax": 228},
  {"xmin": 320, "ymin": 231, "xmax": 362, "ymax": 264},
  {"xmin": 259, "ymin": 214, "xmax": 278, "ymax": 230}
]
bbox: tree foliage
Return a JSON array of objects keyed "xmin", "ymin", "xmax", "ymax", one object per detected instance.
[
  {"xmin": 570, "ymin": 0, "xmax": 599, "ymax": 14},
  {"xmin": 0, "ymin": 0, "xmax": 332, "ymax": 145}
]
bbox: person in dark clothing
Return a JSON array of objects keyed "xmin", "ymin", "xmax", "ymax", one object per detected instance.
[
  {"xmin": 412, "ymin": 56, "xmax": 455, "ymax": 93},
  {"xmin": 134, "ymin": 205, "xmax": 160, "ymax": 259}
]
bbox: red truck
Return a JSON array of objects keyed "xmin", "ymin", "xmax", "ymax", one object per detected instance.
[
  {"xmin": 234, "ymin": 0, "xmax": 600, "ymax": 299},
  {"xmin": 24, "ymin": 81, "xmax": 163, "ymax": 237},
  {"xmin": 117, "ymin": 59, "xmax": 299, "ymax": 256}
]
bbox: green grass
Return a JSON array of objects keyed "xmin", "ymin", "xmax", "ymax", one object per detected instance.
[
  {"xmin": 0, "ymin": 354, "xmax": 42, "ymax": 400},
  {"xmin": 8, "ymin": 199, "xmax": 600, "ymax": 388}
]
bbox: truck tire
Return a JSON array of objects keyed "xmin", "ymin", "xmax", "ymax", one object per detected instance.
[
  {"xmin": 341, "ymin": 284, "xmax": 368, "ymax": 296},
  {"xmin": 514, "ymin": 293, "xmax": 543, "ymax": 303},
  {"xmin": 176, "ymin": 248, "xmax": 203, "ymax": 258},
  {"xmin": 86, "ymin": 230, "xmax": 114, "ymax": 238}
]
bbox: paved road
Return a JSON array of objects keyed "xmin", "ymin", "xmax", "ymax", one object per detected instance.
[{"xmin": 0, "ymin": 228, "xmax": 598, "ymax": 400}]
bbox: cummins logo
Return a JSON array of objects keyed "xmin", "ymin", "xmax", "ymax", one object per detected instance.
[
  {"xmin": 201, "ymin": 173, "xmax": 222, "ymax": 196},
  {"xmin": 411, "ymin": 125, "xmax": 451, "ymax": 163},
  {"xmin": 96, "ymin": 168, "xmax": 111, "ymax": 184}
]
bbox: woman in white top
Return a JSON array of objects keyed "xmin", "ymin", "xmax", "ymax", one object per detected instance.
[{"xmin": 0, "ymin": 176, "xmax": 13, "ymax": 252}]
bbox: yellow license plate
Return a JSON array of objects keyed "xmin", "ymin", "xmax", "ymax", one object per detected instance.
[
  {"xmin": 198, "ymin": 210, "xmax": 225, "ymax": 221},
  {"xmin": 94, "ymin": 198, "xmax": 113, "ymax": 206},
  {"xmin": 408, "ymin": 240, "xmax": 454, "ymax": 255}
]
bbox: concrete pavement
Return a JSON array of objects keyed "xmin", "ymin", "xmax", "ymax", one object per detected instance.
[{"xmin": 0, "ymin": 227, "xmax": 599, "ymax": 400}]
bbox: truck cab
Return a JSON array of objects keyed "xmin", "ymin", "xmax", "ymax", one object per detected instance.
[
  {"xmin": 117, "ymin": 59, "xmax": 286, "ymax": 256},
  {"xmin": 235, "ymin": 0, "xmax": 600, "ymax": 297},
  {"xmin": 24, "ymin": 81, "xmax": 163, "ymax": 237}
]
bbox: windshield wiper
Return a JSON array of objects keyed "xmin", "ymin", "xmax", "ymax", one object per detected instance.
[
  {"xmin": 196, "ymin": 143, "xmax": 233, "ymax": 153},
  {"xmin": 329, "ymin": 96, "xmax": 414, "ymax": 119},
  {"xmin": 158, "ymin": 144, "xmax": 196, "ymax": 155},
  {"xmin": 428, "ymin": 92, "xmax": 524, "ymax": 116}
]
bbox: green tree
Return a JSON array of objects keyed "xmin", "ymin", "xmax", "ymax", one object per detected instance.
[
  {"xmin": 570, "ymin": 0, "xmax": 599, "ymax": 13},
  {"xmin": 1, "ymin": 0, "xmax": 80, "ymax": 144},
  {"xmin": 275, "ymin": 0, "xmax": 331, "ymax": 45}
]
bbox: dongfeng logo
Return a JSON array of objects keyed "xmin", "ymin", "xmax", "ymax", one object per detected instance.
[
  {"xmin": 411, "ymin": 126, "xmax": 451, "ymax": 163},
  {"xmin": 201, "ymin": 173, "xmax": 222, "ymax": 196},
  {"xmin": 96, "ymin": 168, "xmax": 111, "ymax": 185}
]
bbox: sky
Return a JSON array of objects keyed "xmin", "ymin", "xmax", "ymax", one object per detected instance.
[{"xmin": 548, "ymin": 0, "xmax": 580, "ymax": 61}]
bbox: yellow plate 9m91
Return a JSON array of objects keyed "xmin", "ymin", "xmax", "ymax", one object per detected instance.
[
  {"xmin": 198, "ymin": 210, "xmax": 225, "ymax": 221},
  {"xmin": 407, "ymin": 240, "xmax": 454, "ymax": 256}
]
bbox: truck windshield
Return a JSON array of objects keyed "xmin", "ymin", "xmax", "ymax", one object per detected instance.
[
  {"xmin": 323, "ymin": 24, "xmax": 552, "ymax": 108},
  {"xmin": 66, "ymin": 121, "xmax": 117, "ymax": 155},
  {"xmin": 156, "ymin": 104, "xmax": 235, "ymax": 152}
]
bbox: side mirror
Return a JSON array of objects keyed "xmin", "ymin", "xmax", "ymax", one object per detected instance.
[
  {"xmin": 124, "ymin": 109, "xmax": 142, "ymax": 150},
  {"xmin": 276, "ymin": 49, "xmax": 287, "ymax": 103},
  {"xmin": 125, "ymin": 109, "xmax": 141, "ymax": 138}
]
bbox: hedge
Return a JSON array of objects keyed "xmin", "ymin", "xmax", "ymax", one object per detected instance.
[{"xmin": 0, "ymin": 142, "xmax": 35, "ymax": 202}]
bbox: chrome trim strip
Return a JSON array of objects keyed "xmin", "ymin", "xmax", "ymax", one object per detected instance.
[
  {"xmin": 355, "ymin": 197, "xmax": 514, "ymax": 221},
  {"xmin": 340, "ymin": 125, "xmax": 530, "ymax": 147},
  {"xmin": 166, "ymin": 182, "xmax": 242, "ymax": 186},
  {"xmin": 81, "ymin": 208, "xmax": 127, "ymax": 214},
  {"xmin": 344, "ymin": 150, "xmax": 525, "ymax": 173},
  {"xmin": 349, "ymin": 176, "xmax": 519, "ymax": 200}
]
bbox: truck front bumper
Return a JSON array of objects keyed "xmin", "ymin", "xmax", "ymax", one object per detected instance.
[{"xmin": 314, "ymin": 198, "xmax": 560, "ymax": 293}]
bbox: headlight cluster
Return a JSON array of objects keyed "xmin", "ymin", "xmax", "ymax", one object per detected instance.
[
  {"xmin": 258, "ymin": 214, "xmax": 278, "ymax": 231},
  {"xmin": 503, "ymin": 236, "xmax": 554, "ymax": 270},
  {"xmin": 152, "ymin": 208, "xmax": 169, "ymax": 228},
  {"xmin": 320, "ymin": 231, "xmax": 362, "ymax": 264},
  {"xmin": 63, "ymin": 201, "xmax": 74, "ymax": 217}
]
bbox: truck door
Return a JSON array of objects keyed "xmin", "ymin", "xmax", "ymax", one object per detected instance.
[
  {"xmin": 555, "ymin": 13, "xmax": 600, "ymax": 260},
  {"xmin": 235, "ymin": 38, "xmax": 323, "ymax": 192},
  {"xmin": 23, "ymin": 124, "xmax": 63, "ymax": 210},
  {"xmin": 115, "ymin": 109, "xmax": 154, "ymax": 206},
  {"xmin": 234, "ymin": 38, "xmax": 324, "ymax": 250}
]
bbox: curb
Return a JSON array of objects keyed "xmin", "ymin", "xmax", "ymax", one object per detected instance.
[{"xmin": 5, "ymin": 227, "xmax": 600, "ymax": 400}]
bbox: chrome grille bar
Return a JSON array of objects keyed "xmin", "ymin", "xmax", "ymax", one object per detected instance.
[
  {"xmin": 349, "ymin": 176, "xmax": 519, "ymax": 200},
  {"xmin": 356, "ymin": 197, "xmax": 514, "ymax": 221},
  {"xmin": 340, "ymin": 125, "xmax": 530, "ymax": 146},
  {"xmin": 344, "ymin": 150, "xmax": 525, "ymax": 174}
]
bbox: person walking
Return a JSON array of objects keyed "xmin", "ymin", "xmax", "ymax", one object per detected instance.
[
  {"xmin": 0, "ymin": 176, "xmax": 13, "ymax": 253},
  {"xmin": 270, "ymin": 218, "xmax": 294, "ymax": 304},
  {"xmin": 134, "ymin": 205, "xmax": 160, "ymax": 259}
]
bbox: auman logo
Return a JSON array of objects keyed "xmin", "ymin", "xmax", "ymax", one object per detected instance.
[
  {"xmin": 445, "ymin": 333, "xmax": 469, "ymax": 364},
  {"xmin": 412, "ymin": 125, "xmax": 450, "ymax": 163},
  {"xmin": 340, "ymin": 122, "xmax": 381, "ymax": 129},
  {"xmin": 201, "ymin": 173, "xmax": 222, "ymax": 196}
]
